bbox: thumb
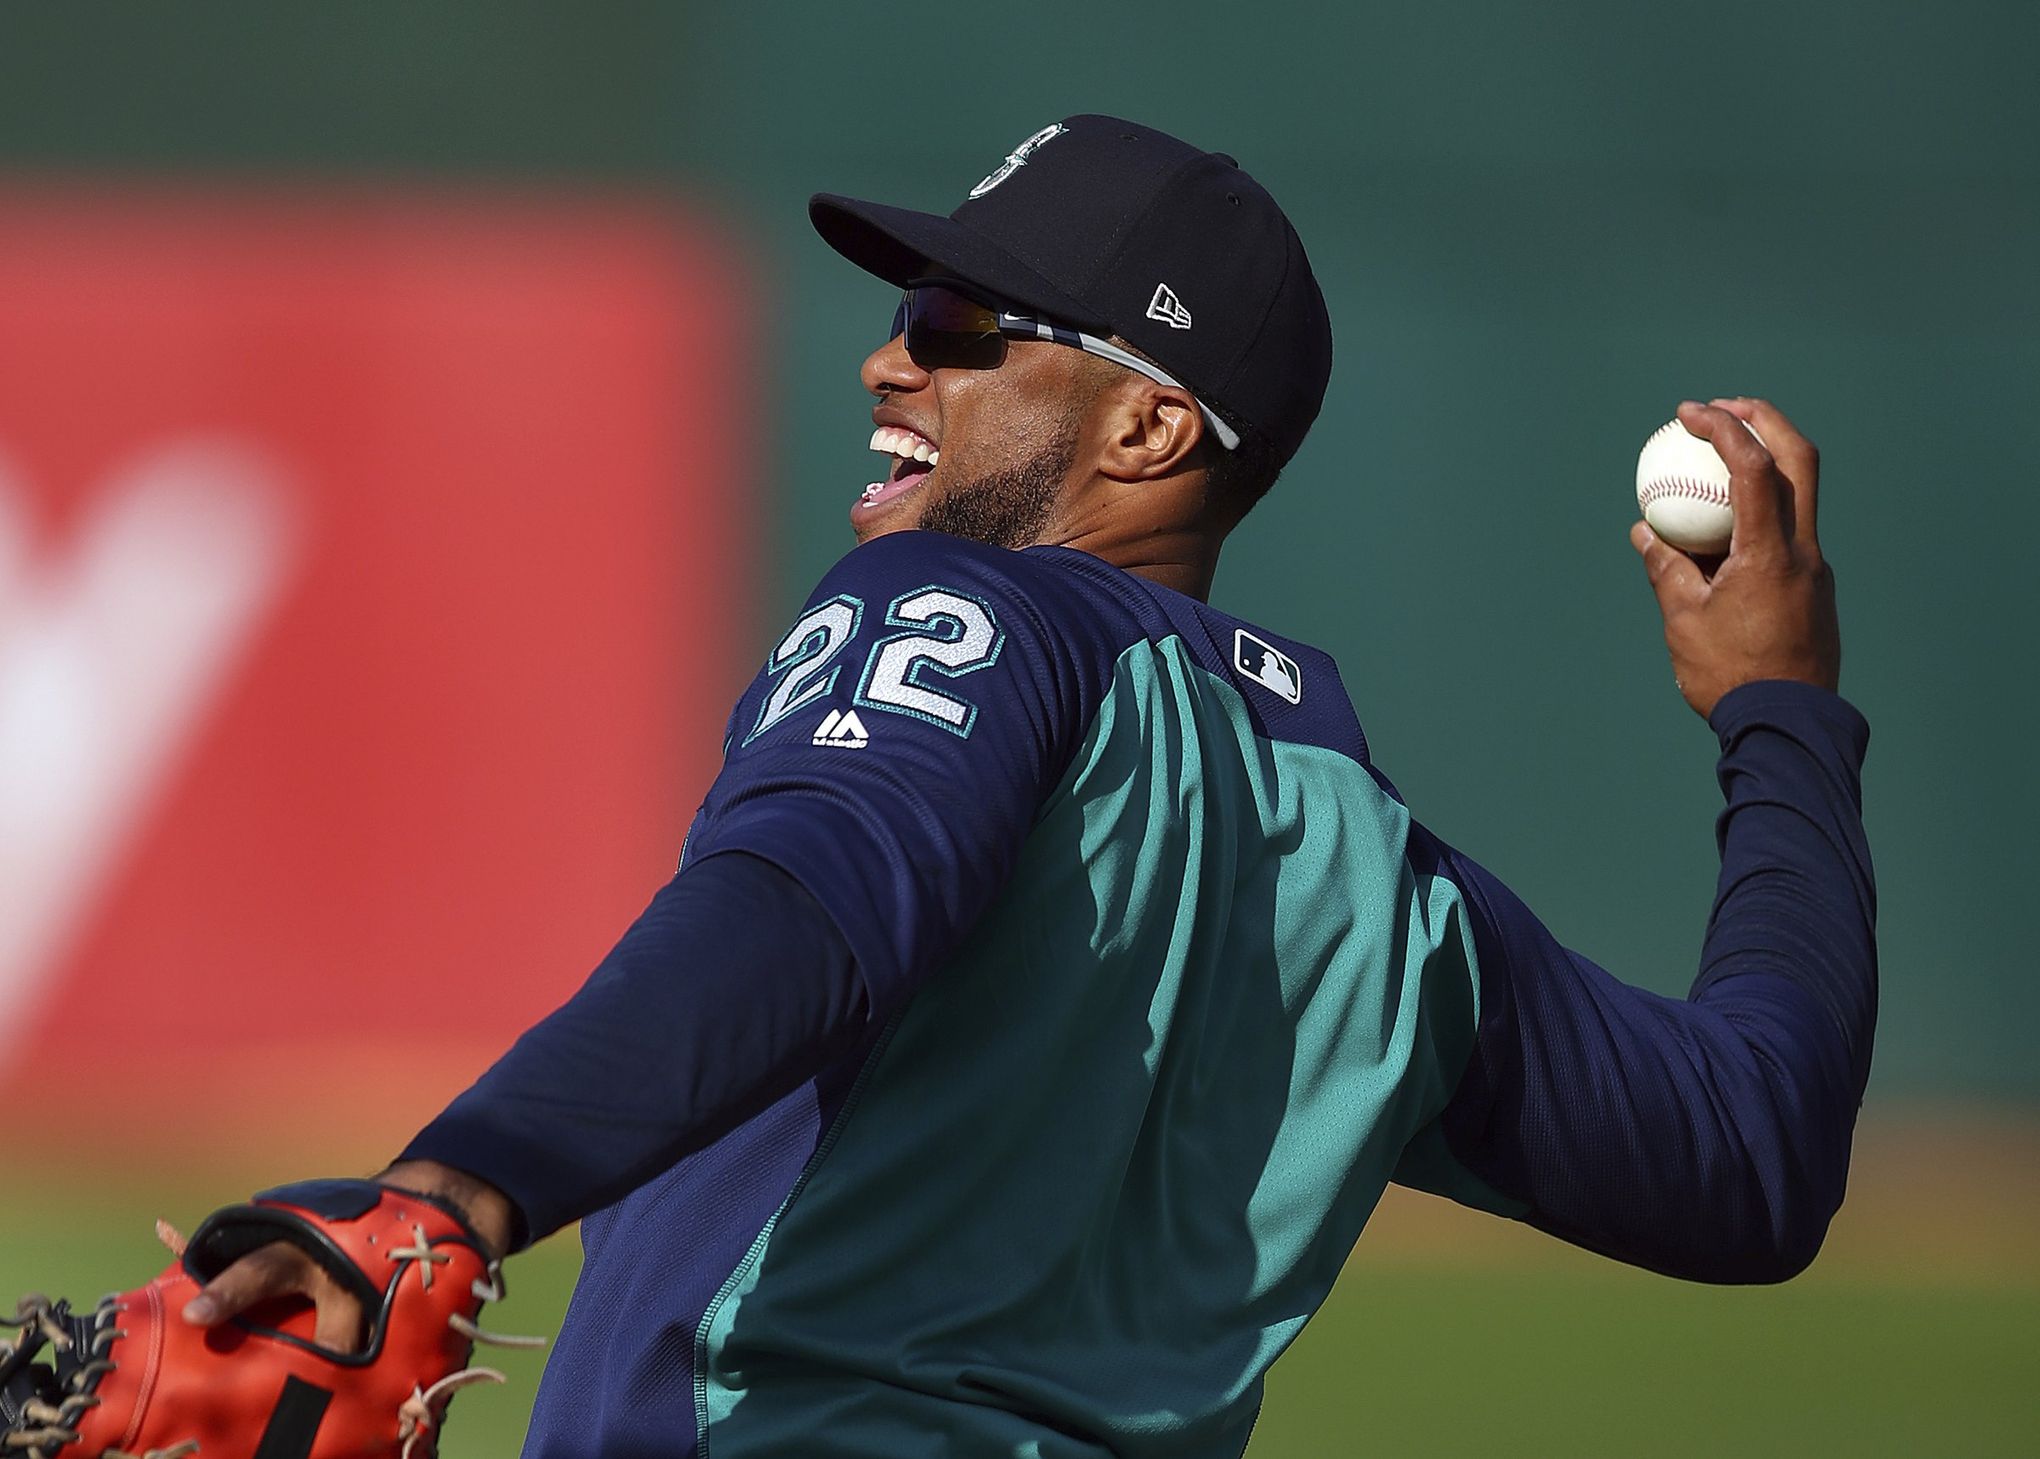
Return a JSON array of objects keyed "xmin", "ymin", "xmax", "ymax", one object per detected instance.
[
  {"xmin": 1630, "ymin": 521, "xmax": 1705, "ymax": 605},
  {"xmin": 310, "ymin": 1285, "xmax": 368, "ymax": 1354},
  {"xmin": 182, "ymin": 1243, "xmax": 310, "ymax": 1328}
]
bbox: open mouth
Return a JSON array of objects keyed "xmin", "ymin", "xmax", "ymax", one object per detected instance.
[{"xmin": 858, "ymin": 425, "xmax": 940, "ymax": 511}]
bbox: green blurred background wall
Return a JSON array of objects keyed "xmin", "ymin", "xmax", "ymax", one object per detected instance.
[
  {"xmin": 12, "ymin": 0, "xmax": 2023, "ymax": 1099},
  {"xmin": 3, "ymin": 6, "xmax": 2034, "ymax": 1454}
]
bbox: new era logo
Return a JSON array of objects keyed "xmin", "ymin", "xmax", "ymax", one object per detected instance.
[
  {"xmin": 812, "ymin": 708, "xmax": 870, "ymax": 749},
  {"xmin": 1146, "ymin": 283, "xmax": 1192, "ymax": 330},
  {"xmin": 1234, "ymin": 629, "xmax": 1301, "ymax": 705}
]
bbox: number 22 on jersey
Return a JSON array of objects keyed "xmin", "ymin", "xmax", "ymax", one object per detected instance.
[{"xmin": 746, "ymin": 586, "xmax": 1004, "ymax": 744}]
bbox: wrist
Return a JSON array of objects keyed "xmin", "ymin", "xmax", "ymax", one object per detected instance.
[
  {"xmin": 1707, "ymin": 678, "xmax": 1861, "ymax": 733},
  {"xmin": 375, "ymin": 1159, "xmax": 517, "ymax": 1260}
]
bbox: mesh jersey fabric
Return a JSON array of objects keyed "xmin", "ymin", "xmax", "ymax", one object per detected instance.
[
  {"xmin": 482, "ymin": 531, "xmax": 1873, "ymax": 1457},
  {"xmin": 523, "ymin": 532, "xmax": 1484, "ymax": 1458}
]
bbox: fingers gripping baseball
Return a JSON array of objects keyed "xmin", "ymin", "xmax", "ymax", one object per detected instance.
[
  {"xmin": 1721, "ymin": 395, "xmax": 1820, "ymax": 545},
  {"xmin": 1684, "ymin": 400, "xmax": 1788, "ymax": 556},
  {"xmin": 1633, "ymin": 399, "xmax": 1840, "ymax": 719}
]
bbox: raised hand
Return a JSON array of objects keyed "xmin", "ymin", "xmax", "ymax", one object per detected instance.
[{"xmin": 1630, "ymin": 397, "xmax": 1841, "ymax": 719}]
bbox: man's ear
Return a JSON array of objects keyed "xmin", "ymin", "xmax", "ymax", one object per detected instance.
[{"xmin": 1094, "ymin": 377, "xmax": 1205, "ymax": 484}]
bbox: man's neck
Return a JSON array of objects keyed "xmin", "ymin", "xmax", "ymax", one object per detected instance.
[
  {"xmin": 1032, "ymin": 468, "xmax": 1230, "ymax": 601},
  {"xmin": 1048, "ymin": 524, "xmax": 1221, "ymax": 602}
]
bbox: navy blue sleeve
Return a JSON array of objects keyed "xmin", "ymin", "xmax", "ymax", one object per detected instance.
[
  {"xmin": 1399, "ymin": 680, "xmax": 1877, "ymax": 1282},
  {"xmin": 681, "ymin": 532, "xmax": 1117, "ymax": 1015},
  {"xmin": 403, "ymin": 533, "xmax": 1121, "ymax": 1243},
  {"xmin": 401, "ymin": 851, "xmax": 859, "ymax": 1247}
]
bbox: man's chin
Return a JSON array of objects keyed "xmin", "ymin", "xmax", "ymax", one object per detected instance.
[
  {"xmin": 849, "ymin": 489, "xmax": 929, "ymax": 543},
  {"xmin": 853, "ymin": 516, "xmax": 918, "ymax": 544}
]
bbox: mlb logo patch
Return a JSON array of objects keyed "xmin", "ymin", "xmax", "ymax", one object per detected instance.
[{"xmin": 1234, "ymin": 629, "xmax": 1302, "ymax": 705}]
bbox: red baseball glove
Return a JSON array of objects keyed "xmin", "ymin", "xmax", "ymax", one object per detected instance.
[{"xmin": 1, "ymin": 1179, "xmax": 541, "ymax": 1459}]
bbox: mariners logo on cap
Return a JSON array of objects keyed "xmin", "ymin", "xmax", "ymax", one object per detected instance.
[{"xmin": 969, "ymin": 123, "xmax": 1068, "ymax": 199}]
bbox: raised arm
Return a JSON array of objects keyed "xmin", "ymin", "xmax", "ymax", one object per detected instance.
[{"xmin": 1397, "ymin": 398, "xmax": 1876, "ymax": 1281}]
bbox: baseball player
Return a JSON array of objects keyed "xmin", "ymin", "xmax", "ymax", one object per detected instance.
[{"xmin": 154, "ymin": 116, "xmax": 1876, "ymax": 1456}]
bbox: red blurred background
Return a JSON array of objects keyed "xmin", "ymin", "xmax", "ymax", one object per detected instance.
[{"xmin": 0, "ymin": 189, "xmax": 752, "ymax": 1150}]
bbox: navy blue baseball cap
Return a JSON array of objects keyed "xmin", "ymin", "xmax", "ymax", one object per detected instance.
[{"xmin": 811, "ymin": 115, "xmax": 1334, "ymax": 468}]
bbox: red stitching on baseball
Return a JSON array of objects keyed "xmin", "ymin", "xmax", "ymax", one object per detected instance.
[{"xmin": 1638, "ymin": 476, "xmax": 1730, "ymax": 507}]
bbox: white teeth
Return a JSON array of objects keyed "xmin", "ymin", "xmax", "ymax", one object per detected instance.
[
  {"xmin": 866, "ymin": 425, "xmax": 939, "ymax": 463},
  {"xmin": 863, "ymin": 482, "xmax": 883, "ymax": 499}
]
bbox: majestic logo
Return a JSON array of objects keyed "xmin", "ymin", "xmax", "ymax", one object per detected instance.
[
  {"xmin": 1233, "ymin": 629, "xmax": 1301, "ymax": 705},
  {"xmin": 812, "ymin": 707, "xmax": 871, "ymax": 749},
  {"xmin": 968, "ymin": 123, "xmax": 1068, "ymax": 199},
  {"xmin": 1146, "ymin": 283, "xmax": 1193, "ymax": 330}
]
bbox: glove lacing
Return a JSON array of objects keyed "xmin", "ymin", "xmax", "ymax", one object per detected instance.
[
  {"xmin": 390, "ymin": 1263, "xmax": 546, "ymax": 1459},
  {"xmin": 1, "ymin": 1295, "xmax": 192, "ymax": 1459},
  {"xmin": 5, "ymin": 1236, "xmax": 545, "ymax": 1459}
]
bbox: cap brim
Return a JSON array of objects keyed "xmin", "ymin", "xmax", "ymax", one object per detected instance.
[{"xmin": 809, "ymin": 193, "xmax": 1112, "ymax": 335}]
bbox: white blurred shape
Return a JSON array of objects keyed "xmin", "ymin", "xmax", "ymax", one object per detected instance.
[
  {"xmin": 0, "ymin": 440, "xmax": 300, "ymax": 1060},
  {"xmin": 0, "ymin": 457, "xmax": 29, "ymax": 628}
]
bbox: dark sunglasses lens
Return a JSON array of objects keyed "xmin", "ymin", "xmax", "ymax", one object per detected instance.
[{"xmin": 901, "ymin": 287, "xmax": 1005, "ymax": 370}]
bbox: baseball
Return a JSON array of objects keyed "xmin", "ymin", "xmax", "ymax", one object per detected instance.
[{"xmin": 1635, "ymin": 418, "xmax": 1759, "ymax": 554}]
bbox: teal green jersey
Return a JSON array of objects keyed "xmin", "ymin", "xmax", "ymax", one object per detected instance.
[
  {"xmin": 440, "ymin": 527, "xmax": 1876, "ymax": 1459},
  {"xmin": 423, "ymin": 527, "xmax": 1875, "ymax": 1459},
  {"xmin": 682, "ymin": 534, "xmax": 1483, "ymax": 1456}
]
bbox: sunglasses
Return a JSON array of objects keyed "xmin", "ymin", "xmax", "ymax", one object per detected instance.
[{"xmin": 890, "ymin": 282, "xmax": 1240, "ymax": 451}]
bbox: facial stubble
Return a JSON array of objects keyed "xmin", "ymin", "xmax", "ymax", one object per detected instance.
[{"xmin": 913, "ymin": 408, "xmax": 1081, "ymax": 551}]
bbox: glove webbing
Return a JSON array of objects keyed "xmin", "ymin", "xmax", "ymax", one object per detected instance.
[{"xmin": 2, "ymin": 1295, "xmax": 344, "ymax": 1459}]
